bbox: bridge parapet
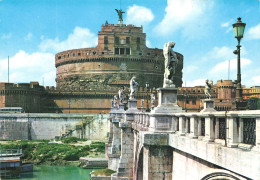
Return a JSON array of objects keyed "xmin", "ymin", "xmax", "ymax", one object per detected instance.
[
  {"xmin": 106, "ymin": 96, "xmax": 260, "ymax": 179},
  {"xmin": 132, "ymin": 110, "xmax": 260, "ymax": 149}
]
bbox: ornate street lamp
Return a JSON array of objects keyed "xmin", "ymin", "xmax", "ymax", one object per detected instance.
[
  {"xmin": 145, "ymin": 82, "xmax": 150, "ymax": 112},
  {"xmin": 233, "ymin": 17, "xmax": 246, "ymax": 102}
]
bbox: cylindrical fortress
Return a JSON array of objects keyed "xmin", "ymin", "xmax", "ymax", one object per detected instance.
[{"xmin": 55, "ymin": 24, "xmax": 183, "ymax": 91}]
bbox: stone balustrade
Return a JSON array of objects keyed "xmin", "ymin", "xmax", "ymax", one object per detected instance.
[
  {"xmin": 132, "ymin": 110, "xmax": 259, "ymax": 148},
  {"xmin": 106, "ymin": 96, "xmax": 260, "ymax": 179}
]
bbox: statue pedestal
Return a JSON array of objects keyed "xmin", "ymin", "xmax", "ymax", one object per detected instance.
[
  {"xmin": 118, "ymin": 103, "xmax": 125, "ymax": 110},
  {"xmin": 151, "ymin": 88, "xmax": 183, "ymax": 114},
  {"xmin": 149, "ymin": 88, "xmax": 183, "ymax": 132},
  {"xmin": 201, "ymin": 99, "xmax": 216, "ymax": 113},
  {"xmin": 126, "ymin": 98, "xmax": 138, "ymax": 114}
]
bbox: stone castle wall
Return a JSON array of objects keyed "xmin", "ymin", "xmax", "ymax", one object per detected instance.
[
  {"xmin": 0, "ymin": 113, "xmax": 109, "ymax": 140},
  {"xmin": 0, "ymin": 82, "xmax": 44, "ymax": 113},
  {"xmin": 55, "ymin": 24, "xmax": 183, "ymax": 90}
]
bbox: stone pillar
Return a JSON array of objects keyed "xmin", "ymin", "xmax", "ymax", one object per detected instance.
[
  {"xmin": 227, "ymin": 114, "xmax": 238, "ymax": 148},
  {"xmin": 151, "ymin": 88, "xmax": 183, "ymax": 114},
  {"xmin": 149, "ymin": 88, "xmax": 183, "ymax": 132},
  {"xmin": 201, "ymin": 99, "xmax": 216, "ymax": 112},
  {"xmin": 106, "ymin": 108, "xmax": 116, "ymax": 159},
  {"xmin": 111, "ymin": 118, "xmax": 121, "ymax": 154},
  {"xmin": 171, "ymin": 116, "xmax": 178, "ymax": 132},
  {"xmin": 113, "ymin": 99, "xmax": 138, "ymax": 179},
  {"xmin": 198, "ymin": 117, "xmax": 202, "ymax": 136},
  {"xmin": 215, "ymin": 118, "xmax": 219, "ymax": 139},
  {"xmin": 108, "ymin": 105, "xmax": 124, "ymax": 171},
  {"xmin": 185, "ymin": 117, "xmax": 189, "ymax": 133},
  {"xmin": 179, "ymin": 116, "xmax": 185, "ymax": 135},
  {"xmin": 256, "ymin": 118, "xmax": 260, "ymax": 149},
  {"xmin": 189, "ymin": 115, "xmax": 198, "ymax": 138},
  {"xmin": 204, "ymin": 115, "xmax": 215, "ymax": 142},
  {"xmin": 143, "ymin": 145, "xmax": 173, "ymax": 180},
  {"xmin": 238, "ymin": 117, "xmax": 243, "ymax": 143}
]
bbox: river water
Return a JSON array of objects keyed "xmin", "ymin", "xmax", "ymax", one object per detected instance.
[{"xmin": 12, "ymin": 165, "xmax": 100, "ymax": 180}]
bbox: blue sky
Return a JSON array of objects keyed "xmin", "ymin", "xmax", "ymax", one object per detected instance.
[{"xmin": 0, "ymin": 0, "xmax": 260, "ymax": 87}]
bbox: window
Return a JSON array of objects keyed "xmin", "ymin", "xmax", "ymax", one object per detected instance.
[
  {"xmin": 115, "ymin": 37, "xmax": 119, "ymax": 44},
  {"xmin": 115, "ymin": 48, "xmax": 119, "ymax": 55},
  {"xmin": 126, "ymin": 37, "xmax": 130, "ymax": 44},
  {"xmin": 126, "ymin": 48, "xmax": 130, "ymax": 55},
  {"xmin": 58, "ymin": 56, "xmax": 61, "ymax": 59},
  {"xmin": 186, "ymin": 100, "xmax": 189, "ymax": 104},
  {"xmin": 98, "ymin": 65, "xmax": 101, "ymax": 68},
  {"xmin": 137, "ymin": 37, "xmax": 140, "ymax": 44},
  {"xmin": 155, "ymin": 66, "xmax": 158, "ymax": 69},
  {"xmin": 120, "ymin": 48, "xmax": 125, "ymax": 55},
  {"xmin": 102, "ymin": 52, "xmax": 105, "ymax": 54},
  {"xmin": 86, "ymin": 52, "xmax": 89, "ymax": 55},
  {"xmin": 147, "ymin": 53, "xmax": 151, "ymax": 56},
  {"xmin": 137, "ymin": 44, "xmax": 140, "ymax": 50},
  {"xmin": 104, "ymin": 36, "xmax": 108, "ymax": 44},
  {"xmin": 93, "ymin": 52, "xmax": 96, "ymax": 55},
  {"xmin": 192, "ymin": 100, "xmax": 196, "ymax": 105},
  {"xmin": 73, "ymin": 53, "xmax": 75, "ymax": 56},
  {"xmin": 78, "ymin": 53, "xmax": 81, "ymax": 56}
]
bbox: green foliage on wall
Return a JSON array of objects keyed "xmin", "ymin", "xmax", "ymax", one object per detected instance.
[{"xmin": 0, "ymin": 139, "xmax": 104, "ymax": 165}]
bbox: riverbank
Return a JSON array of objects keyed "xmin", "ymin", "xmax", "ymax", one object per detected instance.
[{"xmin": 0, "ymin": 138, "xmax": 106, "ymax": 166}]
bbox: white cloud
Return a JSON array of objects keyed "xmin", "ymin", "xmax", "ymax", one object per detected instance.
[
  {"xmin": 126, "ymin": 5, "xmax": 154, "ymax": 26},
  {"xmin": 154, "ymin": 0, "xmax": 212, "ymax": 36},
  {"xmin": 210, "ymin": 58, "xmax": 251, "ymax": 76},
  {"xmin": 0, "ymin": 50, "xmax": 55, "ymax": 85},
  {"xmin": 1, "ymin": 33, "xmax": 12, "ymax": 39},
  {"xmin": 185, "ymin": 79, "xmax": 206, "ymax": 87},
  {"xmin": 202, "ymin": 46, "xmax": 233, "ymax": 62},
  {"xmin": 24, "ymin": 32, "xmax": 33, "ymax": 41},
  {"xmin": 202, "ymin": 46, "xmax": 247, "ymax": 62},
  {"xmin": 221, "ymin": 21, "xmax": 230, "ymax": 28},
  {"xmin": 225, "ymin": 27, "xmax": 233, "ymax": 33},
  {"xmin": 184, "ymin": 65, "xmax": 198, "ymax": 73},
  {"xmin": 146, "ymin": 40, "xmax": 152, "ymax": 48},
  {"xmin": 39, "ymin": 27, "xmax": 98, "ymax": 53},
  {"xmin": 247, "ymin": 23, "xmax": 260, "ymax": 40}
]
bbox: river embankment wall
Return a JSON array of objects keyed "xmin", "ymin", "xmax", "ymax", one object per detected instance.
[{"xmin": 0, "ymin": 113, "xmax": 109, "ymax": 140}]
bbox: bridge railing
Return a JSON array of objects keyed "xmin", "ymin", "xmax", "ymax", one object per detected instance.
[{"xmin": 133, "ymin": 110, "xmax": 260, "ymax": 148}]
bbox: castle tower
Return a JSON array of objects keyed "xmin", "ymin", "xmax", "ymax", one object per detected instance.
[{"xmin": 55, "ymin": 23, "xmax": 183, "ymax": 92}]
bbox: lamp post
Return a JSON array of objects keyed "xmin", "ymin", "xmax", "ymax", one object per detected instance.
[
  {"xmin": 232, "ymin": 17, "xmax": 246, "ymax": 102},
  {"xmin": 145, "ymin": 82, "xmax": 150, "ymax": 112}
]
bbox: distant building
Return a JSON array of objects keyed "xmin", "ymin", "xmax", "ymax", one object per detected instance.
[
  {"xmin": 243, "ymin": 86, "xmax": 260, "ymax": 99},
  {"xmin": 178, "ymin": 80, "xmax": 260, "ymax": 112}
]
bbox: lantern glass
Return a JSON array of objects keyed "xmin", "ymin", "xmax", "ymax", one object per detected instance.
[{"xmin": 233, "ymin": 17, "xmax": 246, "ymax": 39}]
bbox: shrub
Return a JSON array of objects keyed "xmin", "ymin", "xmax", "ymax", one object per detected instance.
[{"xmin": 61, "ymin": 137, "xmax": 79, "ymax": 144}]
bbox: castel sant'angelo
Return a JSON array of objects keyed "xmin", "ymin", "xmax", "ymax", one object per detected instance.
[{"xmin": 0, "ymin": 11, "xmax": 184, "ymax": 113}]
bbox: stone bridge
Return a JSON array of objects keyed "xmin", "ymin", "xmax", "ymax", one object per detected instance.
[{"xmin": 106, "ymin": 88, "xmax": 260, "ymax": 180}]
